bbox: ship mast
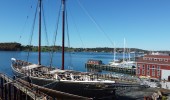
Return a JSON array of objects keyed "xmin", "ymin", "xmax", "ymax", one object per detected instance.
[
  {"xmin": 114, "ymin": 42, "xmax": 116, "ymax": 62},
  {"xmin": 123, "ymin": 38, "xmax": 125, "ymax": 63},
  {"xmin": 38, "ymin": 0, "xmax": 42, "ymax": 65},
  {"xmin": 61, "ymin": 0, "xmax": 65, "ymax": 70}
]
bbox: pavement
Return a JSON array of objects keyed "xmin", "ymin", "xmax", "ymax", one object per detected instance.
[{"xmin": 116, "ymin": 88, "xmax": 170, "ymax": 100}]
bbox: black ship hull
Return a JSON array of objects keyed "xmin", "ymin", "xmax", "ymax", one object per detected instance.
[{"xmin": 11, "ymin": 65, "xmax": 115, "ymax": 99}]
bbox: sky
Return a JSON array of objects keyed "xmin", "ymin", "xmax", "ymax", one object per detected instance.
[{"xmin": 0, "ymin": 0, "xmax": 170, "ymax": 51}]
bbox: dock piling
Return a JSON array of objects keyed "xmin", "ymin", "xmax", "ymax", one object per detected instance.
[
  {"xmin": 4, "ymin": 79, "xmax": 7, "ymax": 100},
  {"xmin": 0, "ymin": 77, "xmax": 4, "ymax": 99}
]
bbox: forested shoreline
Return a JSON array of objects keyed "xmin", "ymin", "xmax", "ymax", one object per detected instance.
[{"xmin": 0, "ymin": 42, "xmax": 169, "ymax": 54}]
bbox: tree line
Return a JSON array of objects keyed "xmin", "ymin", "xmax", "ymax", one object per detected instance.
[
  {"xmin": 0, "ymin": 42, "xmax": 21, "ymax": 51},
  {"xmin": 0, "ymin": 42, "xmax": 170, "ymax": 54}
]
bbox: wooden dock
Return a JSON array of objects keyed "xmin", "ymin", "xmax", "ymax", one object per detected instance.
[
  {"xmin": 0, "ymin": 72, "xmax": 149, "ymax": 100},
  {"xmin": 85, "ymin": 63, "xmax": 136, "ymax": 75},
  {"xmin": 0, "ymin": 73, "xmax": 91, "ymax": 100},
  {"xmin": 0, "ymin": 73, "xmax": 52, "ymax": 100}
]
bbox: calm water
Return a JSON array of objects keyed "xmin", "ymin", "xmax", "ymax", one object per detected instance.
[{"xmin": 0, "ymin": 51, "xmax": 135, "ymax": 77}]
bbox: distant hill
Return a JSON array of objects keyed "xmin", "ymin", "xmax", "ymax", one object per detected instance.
[
  {"xmin": 0, "ymin": 42, "xmax": 169, "ymax": 54},
  {"xmin": 0, "ymin": 42, "xmax": 21, "ymax": 51}
]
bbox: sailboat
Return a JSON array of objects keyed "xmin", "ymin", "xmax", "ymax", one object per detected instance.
[
  {"xmin": 11, "ymin": 0, "xmax": 115, "ymax": 86},
  {"xmin": 109, "ymin": 42, "xmax": 121, "ymax": 66},
  {"xmin": 120, "ymin": 38, "xmax": 136, "ymax": 68},
  {"xmin": 109, "ymin": 39, "xmax": 136, "ymax": 68}
]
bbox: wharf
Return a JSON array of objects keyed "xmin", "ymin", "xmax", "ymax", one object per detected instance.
[
  {"xmin": 0, "ymin": 73, "xmax": 91, "ymax": 100},
  {"xmin": 85, "ymin": 63, "xmax": 136, "ymax": 75},
  {"xmin": 0, "ymin": 73, "xmax": 51, "ymax": 100},
  {"xmin": 0, "ymin": 73, "xmax": 154, "ymax": 100}
]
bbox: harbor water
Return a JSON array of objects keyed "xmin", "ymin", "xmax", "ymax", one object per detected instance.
[{"xmin": 0, "ymin": 51, "xmax": 136, "ymax": 77}]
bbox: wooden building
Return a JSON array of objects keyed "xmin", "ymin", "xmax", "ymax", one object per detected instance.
[
  {"xmin": 87, "ymin": 59, "xmax": 103, "ymax": 65},
  {"xmin": 136, "ymin": 54, "xmax": 170, "ymax": 80}
]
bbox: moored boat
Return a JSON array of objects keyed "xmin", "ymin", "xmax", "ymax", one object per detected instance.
[
  {"xmin": 11, "ymin": 0, "xmax": 116, "ymax": 99},
  {"xmin": 11, "ymin": 58, "xmax": 115, "ymax": 86}
]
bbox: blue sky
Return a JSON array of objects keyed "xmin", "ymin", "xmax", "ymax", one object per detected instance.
[{"xmin": 0, "ymin": 0, "xmax": 170, "ymax": 51}]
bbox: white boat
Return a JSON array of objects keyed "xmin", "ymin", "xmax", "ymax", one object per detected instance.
[
  {"xmin": 109, "ymin": 59, "xmax": 121, "ymax": 66},
  {"xmin": 120, "ymin": 61, "xmax": 136, "ymax": 68},
  {"xmin": 109, "ymin": 42, "xmax": 122, "ymax": 66},
  {"xmin": 109, "ymin": 38, "xmax": 136, "ymax": 68}
]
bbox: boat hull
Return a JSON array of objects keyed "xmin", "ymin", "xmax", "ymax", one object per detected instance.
[
  {"xmin": 11, "ymin": 64, "xmax": 116, "ymax": 99},
  {"xmin": 11, "ymin": 64, "xmax": 114, "ymax": 84},
  {"xmin": 11, "ymin": 65, "xmax": 58, "ymax": 86},
  {"xmin": 46, "ymin": 82, "xmax": 115, "ymax": 99}
]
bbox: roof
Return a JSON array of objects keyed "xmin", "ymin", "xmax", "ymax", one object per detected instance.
[
  {"xmin": 87, "ymin": 59, "xmax": 102, "ymax": 62},
  {"xmin": 144, "ymin": 55, "xmax": 170, "ymax": 59},
  {"xmin": 49, "ymin": 69, "xmax": 66, "ymax": 74},
  {"xmin": 137, "ymin": 55, "xmax": 170, "ymax": 65},
  {"xmin": 22, "ymin": 64, "xmax": 40, "ymax": 70}
]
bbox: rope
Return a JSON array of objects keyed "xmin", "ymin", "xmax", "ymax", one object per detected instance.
[
  {"xmin": 67, "ymin": 6, "xmax": 85, "ymax": 48},
  {"xmin": 76, "ymin": 0, "xmax": 114, "ymax": 47},
  {"xmin": 65, "ymin": 8, "xmax": 74, "ymax": 70},
  {"xmin": 42, "ymin": 1, "xmax": 53, "ymax": 66},
  {"xmin": 13, "ymin": 1, "xmax": 34, "ymax": 59},
  {"xmin": 26, "ymin": 2, "xmax": 38, "ymax": 62},
  {"xmin": 42, "ymin": 2, "xmax": 50, "ymax": 47},
  {"xmin": 18, "ymin": 1, "xmax": 33, "ymax": 43},
  {"xmin": 49, "ymin": 3, "xmax": 62, "ymax": 67}
]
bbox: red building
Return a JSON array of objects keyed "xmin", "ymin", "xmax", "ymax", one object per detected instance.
[
  {"xmin": 87, "ymin": 59, "xmax": 103, "ymax": 65},
  {"xmin": 136, "ymin": 54, "xmax": 170, "ymax": 80}
]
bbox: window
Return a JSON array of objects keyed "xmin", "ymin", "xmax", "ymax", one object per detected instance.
[
  {"xmin": 143, "ymin": 57, "xmax": 146, "ymax": 60},
  {"xmin": 137, "ymin": 69, "xmax": 140, "ymax": 74},
  {"xmin": 159, "ymin": 59, "xmax": 162, "ymax": 61},
  {"xmin": 154, "ymin": 58, "xmax": 157, "ymax": 61},
  {"xmin": 147, "ymin": 71, "xmax": 150, "ymax": 76},
  {"xmin": 157, "ymin": 70, "xmax": 160, "ymax": 77},
  {"xmin": 147, "ymin": 65, "xmax": 150, "ymax": 70},
  {"xmin": 152, "ymin": 65, "xmax": 155, "ymax": 76},
  {"xmin": 143, "ymin": 65, "xmax": 145, "ymax": 69},
  {"xmin": 157, "ymin": 66, "xmax": 160, "ymax": 70},
  {"xmin": 152, "ymin": 65, "xmax": 155, "ymax": 69},
  {"xmin": 157, "ymin": 66, "xmax": 160, "ymax": 77},
  {"xmin": 152, "ymin": 70, "xmax": 155, "ymax": 76},
  {"xmin": 138, "ymin": 64, "xmax": 140, "ymax": 68},
  {"xmin": 149, "ymin": 58, "xmax": 152, "ymax": 60},
  {"xmin": 141, "ymin": 64, "xmax": 145, "ymax": 75},
  {"xmin": 147, "ymin": 65, "xmax": 150, "ymax": 76},
  {"xmin": 142, "ymin": 70, "xmax": 145, "ymax": 75},
  {"xmin": 137, "ymin": 65, "xmax": 140, "ymax": 74},
  {"xmin": 164, "ymin": 59, "xmax": 168, "ymax": 62}
]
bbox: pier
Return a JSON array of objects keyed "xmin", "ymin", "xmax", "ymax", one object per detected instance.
[
  {"xmin": 0, "ymin": 72, "xmax": 153, "ymax": 100},
  {"xmin": 0, "ymin": 73, "xmax": 52, "ymax": 100},
  {"xmin": 0, "ymin": 73, "xmax": 91, "ymax": 100},
  {"xmin": 85, "ymin": 63, "xmax": 136, "ymax": 75}
]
